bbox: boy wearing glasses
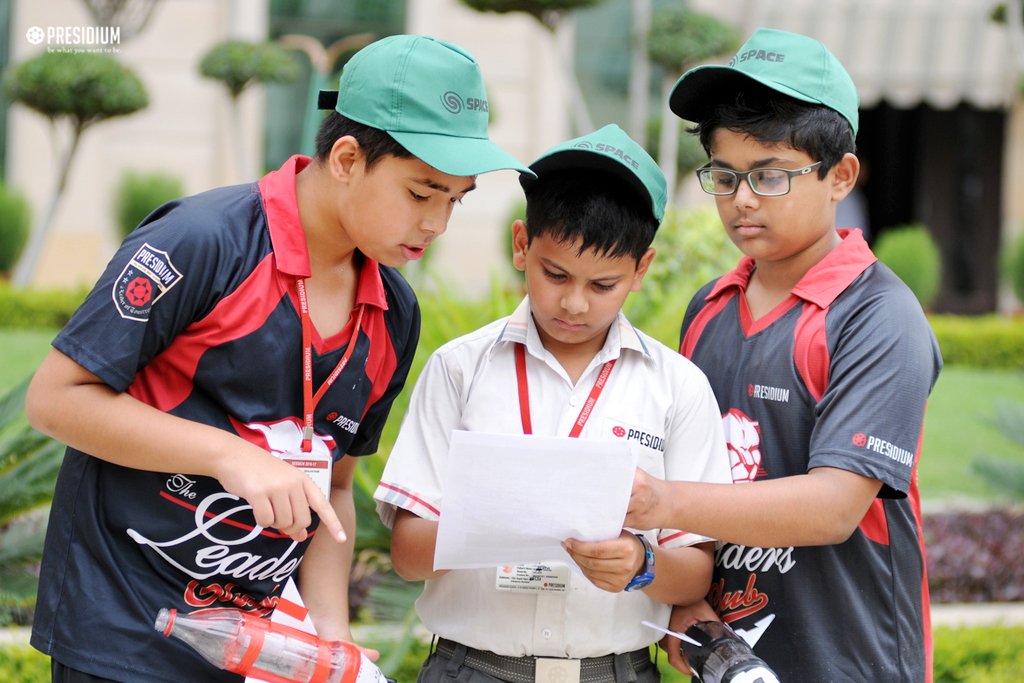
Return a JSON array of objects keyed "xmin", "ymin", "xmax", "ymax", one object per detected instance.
[{"xmin": 625, "ymin": 28, "xmax": 941, "ymax": 681}]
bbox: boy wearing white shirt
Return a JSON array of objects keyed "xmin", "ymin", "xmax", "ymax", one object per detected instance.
[{"xmin": 374, "ymin": 124, "xmax": 732, "ymax": 683}]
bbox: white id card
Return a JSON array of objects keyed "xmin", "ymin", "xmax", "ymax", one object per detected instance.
[
  {"xmin": 278, "ymin": 450, "xmax": 333, "ymax": 501},
  {"xmin": 495, "ymin": 563, "xmax": 569, "ymax": 593}
]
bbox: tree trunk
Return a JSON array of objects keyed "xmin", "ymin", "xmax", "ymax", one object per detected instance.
[
  {"xmin": 657, "ymin": 73, "xmax": 679, "ymax": 201},
  {"xmin": 627, "ymin": 0, "xmax": 652, "ymax": 143},
  {"xmin": 12, "ymin": 124, "xmax": 85, "ymax": 288},
  {"xmin": 230, "ymin": 95, "xmax": 251, "ymax": 182},
  {"xmin": 554, "ymin": 17, "xmax": 593, "ymax": 135}
]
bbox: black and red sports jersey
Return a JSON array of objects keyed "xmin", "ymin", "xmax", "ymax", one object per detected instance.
[
  {"xmin": 680, "ymin": 230, "xmax": 941, "ymax": 682},
  {"xmin": 31, "ymin": 156, "xmax": 420, "ymax": 682}
]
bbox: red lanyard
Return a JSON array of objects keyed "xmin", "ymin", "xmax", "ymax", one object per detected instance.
[
  {"xmin": 296, "ymin": 278, "xmax": 364, "ymax": 453},
  {"xmin": 514, "ymin": 343, "xmax": 615, "ymax": 438}
]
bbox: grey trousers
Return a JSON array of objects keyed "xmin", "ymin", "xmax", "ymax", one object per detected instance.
[{"xmin": 415, "ymin": 641, "xmax": 661, "ymax": 683}]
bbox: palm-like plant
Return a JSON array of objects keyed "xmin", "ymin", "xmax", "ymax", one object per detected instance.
[{"xmin": 0, "ymin": 378, "xmax": 63, "ymax": 623}]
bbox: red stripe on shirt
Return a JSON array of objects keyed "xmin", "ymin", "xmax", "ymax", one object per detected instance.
[
  {"xmin": 159, "ymin": 491, "xmax": 296, "ymax": 539},
  {"xmin": 377, "ymin": 481, "xmax": 440, "ymax": 517}
]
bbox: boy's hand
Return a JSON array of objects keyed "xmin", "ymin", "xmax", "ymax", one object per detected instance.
[
  {"xmin": 216, "ymin": 446, "xmax": 346, "ymax": 543},
  {"xmin": 624, "ymin": 467, "xmax": 669, "ymax": 531},
  {"xmin": 561, "ymin": 530, "xmax": 646, "ymax": 593},
  {"xmin": 661, "ymin": 601, "xmax": 718, "ymax": 675}
]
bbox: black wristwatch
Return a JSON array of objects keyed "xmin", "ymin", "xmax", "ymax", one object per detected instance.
[{"xmin": 624, "ymin": 532, "xmax": 655, "ymax": 591}]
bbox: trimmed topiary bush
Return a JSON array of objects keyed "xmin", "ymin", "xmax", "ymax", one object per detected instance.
[
  {"xmin": 0, "ymin": 185, "xmax": 30, "ymax": 277},
  {"xmin": 113, "ymin": 171, "xmax": 184, "ymax": 239},
  {"xmin": 874, "ymin": 224, "xmax": 941, "ymax": 309},
  {"xmin": 1002, "ymin": 232, "xmax": 1024, "ymax": 307},
  {"xmin": 625, "ymin": 204, "xmax": 741, "ymax": 344}
]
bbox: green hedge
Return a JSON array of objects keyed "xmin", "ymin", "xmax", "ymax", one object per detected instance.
[
  {"xmin": 1, "ymin": 286, "xmax": 1022, "ymax": 369},
  {"xmin": 0, "ymin": 285, "xmax": 86, "ymax": 329},
  {"xmin": 0, "ymin": 646, "xmax": 48, "ymax": 683},
  {"xmin": 5, "ymin": 625, "xmax": 1024, "ymax": 682},
  {"xmin": 929, "ymin": 314, "xmax": 1024, "ymax": 369}
]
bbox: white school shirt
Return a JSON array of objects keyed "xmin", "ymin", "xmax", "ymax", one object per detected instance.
[{"xmin": 374, "ymin": 296, "xmax": 731, "ymax": 658}]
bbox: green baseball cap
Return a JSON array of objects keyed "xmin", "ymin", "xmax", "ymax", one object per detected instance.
[
  {"xmin": 319, "ymin": 34, "xmax": 532, "ymax": 177},
  {"xmin": 520, "ymin": 124, "xmax": 667, "ymax": 223},
  {"xmin": 669, "ymin": 27, "xmax": 859, "ymax": 135}
]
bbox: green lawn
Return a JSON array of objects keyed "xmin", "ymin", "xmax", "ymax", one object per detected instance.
[
  {"xmin": 1, "ymin": 328, "xmax": 1021, "ymax": 504},
  {"xmin": 921, "ymin": 367, "xmax": 1024, "ymax": 502},
  {"xmin": 0, "ymin": 328, "xmax": 56, "ymax": 391}
]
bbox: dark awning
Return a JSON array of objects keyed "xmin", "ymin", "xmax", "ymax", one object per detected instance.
[{"xmin": 686, "ymin": 0, "xmax": 1019, "ymax": 110}]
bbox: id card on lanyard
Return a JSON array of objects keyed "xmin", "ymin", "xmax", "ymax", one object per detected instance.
[
  {"xmin": 500, "ymin": 343, "xmax": 617, "ymax": 592},
  {"xmin": 283, "ymin": 278, "xmax": 364, "ymax": 500}
]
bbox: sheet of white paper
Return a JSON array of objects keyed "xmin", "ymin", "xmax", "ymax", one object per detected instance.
[{"xmin": 433, "ymin": 430, "xmax": 637, "ymax": 570}]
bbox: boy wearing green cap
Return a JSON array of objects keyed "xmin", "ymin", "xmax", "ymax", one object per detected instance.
[
  {"xmin": 374, "ymin": 124, "xmax": 733, "ymax": 683},
  {"xmin": 624, "ymin": 28, "xmax": 941, "ymax": 681},
  {"xmin": 26, "ymin": 34, "xmax": 529, "ymax": 683}
]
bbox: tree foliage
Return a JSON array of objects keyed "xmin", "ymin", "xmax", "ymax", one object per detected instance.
[
  {"xmin": 4, "ymin": 51, "xmax": 148, "ymax": 128},
  {"xmin": 1002, "ymin": 232, "xmax": 1024, "ymax": 306},
  {"xmin": 459, "ymin": 0, "xmax": 602, "ymax": 30},
  {"xmin": 199, "ymin": 40, "xmax": 301, "ymax": 99},
  {"xmin": 0, "ymin": 186, "xmax": 30, "ymax": 276},
  {"xmin": 873, "ymin": 224, "xmax": 942, "ymax": 309},
  {"xmin": 647, "ymin": 7, "xmax": 739, "ymax": 72}
]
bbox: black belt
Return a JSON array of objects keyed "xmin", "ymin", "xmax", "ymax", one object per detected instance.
[{"xmin": 435, "ymin": 638, "xmax": 653, "ymax": 683}]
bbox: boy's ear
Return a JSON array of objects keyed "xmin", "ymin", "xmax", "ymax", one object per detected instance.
[
  {"xmin": 630, "ymin": 247, "xmax": 656, "ymax": 292},
  {"xmin": 511, "ymin": 220, "xmax": 529, "ymax": 272},
  {"xmin": 327, "ymin": 135, "xmax": 364, "ymax": 182},
  {"xmin": 830, "ymin": 152, "xmax": 860, "ymax": 202}
]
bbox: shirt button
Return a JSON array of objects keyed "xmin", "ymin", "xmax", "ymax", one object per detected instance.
[
  {"xmin": 542, "ymin": 629, "xmax": 552, "ymax": 639},
  {"xmin": 568, "ymin": 396, "xmax": 579, "ymax": 407}
]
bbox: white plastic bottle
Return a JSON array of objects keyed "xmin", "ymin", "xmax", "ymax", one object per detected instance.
[{"xmin": 155, "ymin": 607, "xmax": 390, "ymax": 683}]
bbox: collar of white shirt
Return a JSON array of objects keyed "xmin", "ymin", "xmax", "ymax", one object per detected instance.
[{"xmin": 490, "ymin": 296, "xmax": 651, "ymax": 368}]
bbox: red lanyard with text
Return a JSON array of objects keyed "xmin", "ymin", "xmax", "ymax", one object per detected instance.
[
  {"xmin": 296, "ymin": 278, "xmax": 364, "ymax": 453},
  {"xmin": 514, "ymin": 343, "xmax": 616, "ymax": 438}
]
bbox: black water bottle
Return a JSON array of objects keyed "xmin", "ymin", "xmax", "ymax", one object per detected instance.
[{"xmin": 679, "ymin": 621, "xmax": 780, "ymax": 683}]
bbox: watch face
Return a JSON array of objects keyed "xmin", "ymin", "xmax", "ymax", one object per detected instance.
[{"xmin": 625, "ymin": 572, "xmax": 654, "ymax": 592}]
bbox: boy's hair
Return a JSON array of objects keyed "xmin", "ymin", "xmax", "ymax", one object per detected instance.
[
  {"xmin": 690, "ymin": 87, "xmax": 856, "ymax": 179},
  {"xmin": 523, "ymin": 168, "xmax": 657, "ymax": 263},
  {"xmin": 313, "ymin": 112, "xmax": 414, "ymax": 169}
]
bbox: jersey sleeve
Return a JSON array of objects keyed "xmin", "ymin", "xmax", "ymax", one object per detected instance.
[
  {"xmin": 808, "ymin": 278, "xmax": 942, "ymax": 496},
  {"xmin": 657, "ymin": 355, "xmax": 733, "ymax": 549},
  {"xmin": 53, "ymin": 188, "xmax": 262, "ymax": 392},
  {"xmin": 373, "ymin": 344, "xmax": 466, "ymax": 527}
]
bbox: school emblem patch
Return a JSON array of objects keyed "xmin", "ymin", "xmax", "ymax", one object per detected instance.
[{"xmin": 111, "ymin": 243, "xmax": 183, "ymax": 321}]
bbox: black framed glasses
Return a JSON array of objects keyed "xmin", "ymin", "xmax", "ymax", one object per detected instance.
[{"xmin": 696, "ymin": 161, "xmax": 823, "ymax": 197}]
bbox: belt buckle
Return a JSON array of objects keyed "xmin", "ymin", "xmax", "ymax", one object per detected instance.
[{"xmin": 534, "ymin": 657, "xmax": 581, "ymax": 683}]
